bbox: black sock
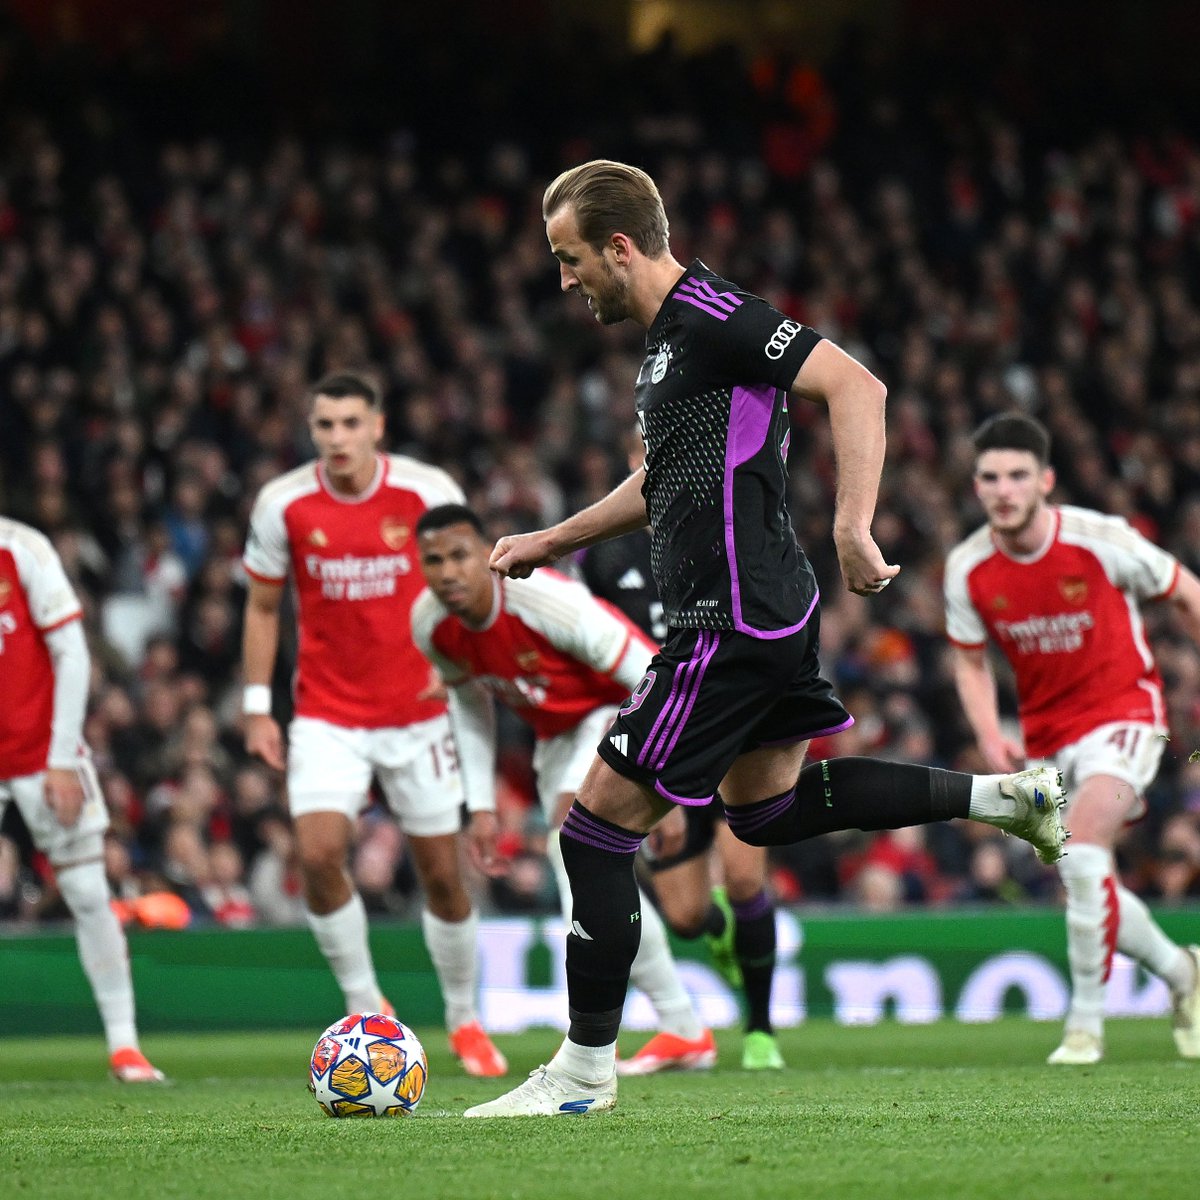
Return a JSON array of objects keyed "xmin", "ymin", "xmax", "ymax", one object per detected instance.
[
  {"xmin": 724, "ymin": 757, "xmax": 971, "ymax": 847},
  {"xmin": 559, "ymin": 802, "xmax": 644, "ymax": 1047},
  {"xmin": 702, "ymin": 903, "xmax": 726, "ymax": 939},
  {"xmin": 732, "ymin": 891, "xmax": 776, "ymax": 1034}
]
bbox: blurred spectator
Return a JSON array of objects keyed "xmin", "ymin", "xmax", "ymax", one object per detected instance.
[{"xmin": 1, "ymin": 17, "xmax": 1200, "ymax": 924}]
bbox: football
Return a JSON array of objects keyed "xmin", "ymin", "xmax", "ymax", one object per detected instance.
[{"xmin": 309, "ymin": 1012, "xmax": 428, "ymax": 1118}]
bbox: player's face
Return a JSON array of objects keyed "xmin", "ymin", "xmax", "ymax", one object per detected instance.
[
  {"xmin": 418, "ymin": 523, "xmax": 493, "ymax": 622},
  {"xmin": 546, "ymin": 206, "xmax": 631, "ymax": 325},
  {"xmin": 973, "ymin": 448, "xmax": 1054, "ymax": 535},
  {"xmin": 309, "ymin": 394, "xmax": 385, "ymax": 493}
]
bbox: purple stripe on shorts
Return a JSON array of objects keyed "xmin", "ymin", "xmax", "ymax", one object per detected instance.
[
  {"xmin": 639, "ymin": 630, "xmax": 710, "ymax": 768},
  {"xmin": 731, "ymin": 891, "xmax": 773, "ymax": 922},
  {"xmin": 724, "ymin": 788, "xmax": 796, "ymax": 836},
  {"xmin": 653, "ymin": 779, "xmax": 715, "ymax": 807},
  {"xmin": 758, "ymin": 715, "xmax": 855, "ymax": 747},
  {"xmin": 561, "ymin": 805, "xmax": 643, "ymax": 855},
  {"xmin": 653, "ymin": 630, "xmax": 721, "ymax": 769}
]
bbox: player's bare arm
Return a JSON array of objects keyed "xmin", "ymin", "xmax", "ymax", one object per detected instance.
[
  {"xmin": 241, "ymin": 577, "xmax": 286, "ymax": 770},
  {"xmin": 790, "ymin": 339, "xmax": 899, "ymax": 597},
  {"xmin": 41, "ymin": 618, "xmax": 90, "ymax": 826},
  {"xmin": 490, "ymin": 468, "xmax": 649, "ymax": 579},
  {"xmin": 950, "ymin": 643, "xmax": 1025, "ymax": 772}
]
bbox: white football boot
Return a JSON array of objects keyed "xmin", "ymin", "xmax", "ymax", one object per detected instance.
[
  {"xmin": 996, "ymin": 766, "xmax": 1068, "ymax": 864},
  {"xmin": 1047, "ymin": 1030, "xmax": 1104, "ymax": 1065},
  {"xmin": 464, "ymin": 1064, "xmax": 616, "ymax": 1118},
  {"xmin": 1172, "ymin": 945, "xmax": 1200, "ymax": 1058}
]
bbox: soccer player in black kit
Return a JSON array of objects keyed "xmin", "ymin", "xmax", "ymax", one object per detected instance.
[
  {"xmin": 466, "ymin": 159, "xmax": 1068, "ymax": 1118},
  {"xmin": 580, "ymin": 427, "xmax": 786, "ymax": 1074}
]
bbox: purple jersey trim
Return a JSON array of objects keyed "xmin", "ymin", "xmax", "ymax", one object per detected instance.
[
  {"xmin": 757, "ymin": 715, "xmax": 856, "ymax": 747},
  {"xmin": 724, "ymin": 385, "xmax": 817, "ymax": 639},
  {"xmin": 654, "ymin": 778, "xmax": 715, "ymax": 807},
  {"xmin": 671, "ymin": 277, "xmax": 744, "ymax": 322}
]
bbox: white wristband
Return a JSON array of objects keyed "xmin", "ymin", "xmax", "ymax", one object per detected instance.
[{"xmin": 242, "ymin": 685, "xmax": 272, "ymax": 716}]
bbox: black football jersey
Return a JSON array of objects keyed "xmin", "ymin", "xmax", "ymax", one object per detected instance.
[
  {"xmin": 579, "ymin": 530, "xmax": 666, "ymax": 642},
  {"xmin": 635, "ymin": 260, "xmax": 821, "ymax": 636}
]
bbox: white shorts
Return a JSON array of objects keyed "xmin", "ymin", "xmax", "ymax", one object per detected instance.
[
  {"xmin": 287, "ymin": 714, "xmax": 465, "ymax": 837},
  {"xmin": 532, "ymin": 705, "xmax": 616, "ymax": 821},
  {"xmin": 1034, "ymin": 721, "xmax": 1166, "ymax": 823},
  {"xmin": 0, "ymin": 757, "xmax": 109, "ymax": 864}
]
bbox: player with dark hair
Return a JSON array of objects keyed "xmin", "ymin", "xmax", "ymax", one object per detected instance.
[
  {"xmin": 412, "ymin": 504, "xmax": 716, "ymax": 1076},
  {"xmin": 946, "ymin": 411, "xmax": 1200, "ymax": 1065},
  {"xmin": 465, "ymin": 160, "xmax": 1068, "ymax": 1117},
  {"xmin": 241, "ymin": 372, "xmax": 506, "ymax": 1078},
  {"xmin": 580, "ymin": 430, "xmax": 784, "ymax": 1072}
]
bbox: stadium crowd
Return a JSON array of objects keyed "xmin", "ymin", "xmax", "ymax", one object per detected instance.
[{"xmin": 3, "ymin": 16, "xmax": 1200, "ymax": 928}]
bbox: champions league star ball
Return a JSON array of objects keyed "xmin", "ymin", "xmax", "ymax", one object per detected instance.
[{"xmin": 309, "ymin": 1013, "xmax": 428, "ymax": 1118}]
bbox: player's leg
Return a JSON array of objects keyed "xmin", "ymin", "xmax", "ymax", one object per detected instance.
[
  {"xmin": 465, "ymin": 759, "xmax": 663, "ymax": 1117},
  {"xmin": 714, "ymin": 822, "xmax": 784, "ymax": 1069},
  {"xmin": 377, "ymin": 715, "xmax": 505, "ymax": 1077},
  {"xmin": 288, "ymin": 718, "xmax": 386, "ymax": 1015},
  {"xmin": 721, "ymin": 748, "xmax": 1065, "ymax": 864},
  {"xmin": 646, "ymin": 804, "xmax": 741, "ymax": 983},
  {"xmin": 547, "ymin": 814, "xmax": 710, "ymax": 1073},
  {"xmin": 535, "ymin": 712, "xmax": 711, "ymax": 1076},
  {"xmin": 11, "ymin": 769, "xmax": 163, "ymax": 1081},
  {"xmin": 1048, "ymin": 726, "xmax": 1198, "ymax": 1063},
  {"xmin": 613, "ymin": 624, "xmax": 1064, "ymax": 861}
]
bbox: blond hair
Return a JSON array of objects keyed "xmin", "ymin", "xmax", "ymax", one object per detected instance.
[{"xmin": 542, "ymin": 159, "xmax": 670, "ymax": 257}]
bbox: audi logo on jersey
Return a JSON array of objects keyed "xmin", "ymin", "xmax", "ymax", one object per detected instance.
[{"xmin": 765, "ymin": 319, "xmax": 803, "ymax": 360}]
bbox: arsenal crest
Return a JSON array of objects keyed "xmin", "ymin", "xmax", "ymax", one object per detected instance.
[
  {"xmin": 0, "ymin": 577, "xmax": 10, "ymax": 606},
  {"xmin": 991, "ymin": 594, "xmax": 1008, "ymax": 611},
  {"xmin": 516, "ymin": 649, "xmax": 541, "ymax": 670},
  {"xmin": 1059, "ymin": 577, "xmax": 1088, "ymax": 604},
  {"xmin": 381, "ymin": 518, "xmax": 409, "ymax": 550},
  {"xmin": 308, "ymin": 528, "xmax": 329, "ymax": 548}
]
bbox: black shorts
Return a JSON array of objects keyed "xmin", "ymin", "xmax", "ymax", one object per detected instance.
[{"xmin": 596, "ymin": 614, "xmax": 851, "ymax": 807}]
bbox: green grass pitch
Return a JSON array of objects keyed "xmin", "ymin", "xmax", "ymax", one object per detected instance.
[{"xmin": 1, "ymin": 1020, "xmax": 1195, "ymax": 1200}]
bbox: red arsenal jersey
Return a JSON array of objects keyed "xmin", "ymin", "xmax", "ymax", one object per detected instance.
[
  {"xmin": 0, "ymin": 518, "xmax": 84, "ymax": 777},
  {"xmin": 243, "ymin": 454, "xmax": 463, "ymax": 728},
  {"xmin": 411, "ymin": 569, "xmax": 655, "ymax": 740},
  {"xmin": 945, "ymin": 506, "xmax": 1177, "ymax": 756}
]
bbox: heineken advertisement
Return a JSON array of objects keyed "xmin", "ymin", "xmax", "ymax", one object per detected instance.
[{"xmin": 2, "ymin": 908, "xmax": 1196, "ymax": 1035}]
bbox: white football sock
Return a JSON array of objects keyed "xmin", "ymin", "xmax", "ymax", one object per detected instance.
[
  {"xmin": 547, "ymin": 831, "xmax": 702, "ymax": 1040},
  {"xmin": 551, "ymin": 1037, "xmax": 616, "ymax": 1084},
  {"xmin": 421, "ymin": 907, "xmax": 480, "ymax": 1030},
  {"xmin": 1114, "ymin": 882, "xmax": 1194, "ymax": 994},
  {"xmin": 967, "ymin": 774, "xmax": 1015, "ymax": 822},
  {"xmin": 1057, "ymin": 843, "xmax": 1115, "ymax": 1038},
  {"xmin": 58, "ymin": 861, "xmax": 138, "ymax": 1053},
  {"xmin": 629, "ymin": 887, "xmax": 704, "ymax": 1039},
  {"xmin": 306, "ymin": 893, "xmax": 383, "ymax": 1014}
]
